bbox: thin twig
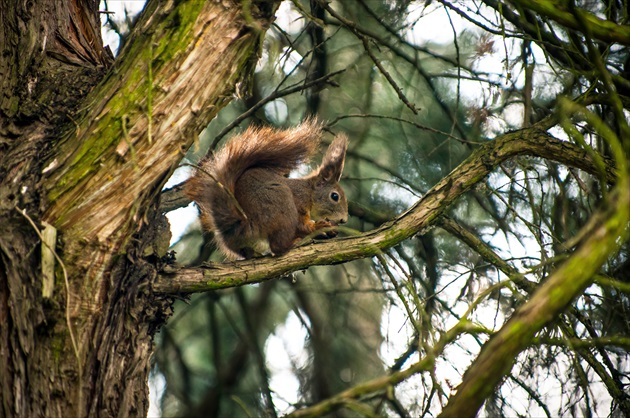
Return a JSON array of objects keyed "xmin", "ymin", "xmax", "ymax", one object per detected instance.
[
  {"xmin": 361, "ymin": 38, "xmax": 418, "ymax": 114},
  {"xmin": 179, "ymin": 163, "xmax": 248, "ymax": 220},
  {"xmin": 211, "ymin": 70, "xmax": 345, "ymax": 148}
]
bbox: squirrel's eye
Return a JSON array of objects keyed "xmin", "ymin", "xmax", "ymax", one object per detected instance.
[{"xmin": 331, "ymin": 192, "xmax": 339, "ymax": 202}]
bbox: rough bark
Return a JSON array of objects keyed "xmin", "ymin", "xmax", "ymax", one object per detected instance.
[{"xmin": 0, "ymin": 1, "xmax": 279, "ymax": 417}]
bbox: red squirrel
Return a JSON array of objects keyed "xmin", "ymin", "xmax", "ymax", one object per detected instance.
[{"xmin": 185, "ymin": 119, "xmax": 349, "ymax": 259}]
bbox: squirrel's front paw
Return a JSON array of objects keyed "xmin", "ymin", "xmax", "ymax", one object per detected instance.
[{"xmin": 314, "ymin": 220, "xmax": 338, "ymax": 238}]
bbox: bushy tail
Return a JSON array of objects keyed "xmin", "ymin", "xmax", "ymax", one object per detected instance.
[
  {"xmin": 185, "ymin": 119, "xmax": 323, "ymax": 253},
  {"xmin": 212, "ymin": 118, "xmax": 322, "ymax": 184}
]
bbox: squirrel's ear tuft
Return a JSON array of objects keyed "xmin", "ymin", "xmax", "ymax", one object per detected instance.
[{"xmin": 318, "ymin": 133, "xmax": 348, "ymax": 184}]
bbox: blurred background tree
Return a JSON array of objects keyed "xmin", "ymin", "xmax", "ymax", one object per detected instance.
[{"xmin": 103, "ymin": 1, "xmax": 630, "ymax": 416}]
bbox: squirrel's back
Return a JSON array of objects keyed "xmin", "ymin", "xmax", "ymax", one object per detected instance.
[{"xmin": 185, "ymin": 119, "xmax": 325, "ymax": 258}]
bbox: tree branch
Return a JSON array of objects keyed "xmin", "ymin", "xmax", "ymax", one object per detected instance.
[
  {"xmin": 285, "ymin": 320, "xmax": 484, "ymax": 418},
  {"xmin": 438, "ymin": 172, "xmax": 629, "ymax": 417},
  {"xmin": 154, "ymin": 121, "xmax": 617, "ymax": 294},
  {"xmin": 508, "ymin": 0, "xmax": 630, "ymax": 45}
]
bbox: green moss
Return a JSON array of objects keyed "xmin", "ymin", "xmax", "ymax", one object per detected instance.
[
  {"xmin": 8, "ymin": 95, "xmax": 19, "ymax": 116},
  {"xmin": 50, "ymin": 332, "xmax": 66, "ymax": 364},
  {"xmin": 47, "ymin": 2, "xmax": 206, "ymax": 206}
]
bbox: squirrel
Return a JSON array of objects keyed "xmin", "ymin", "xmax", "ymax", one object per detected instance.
[{"xmin": 185, "ymin": 118, "xmax": 349, "ymax": 260}]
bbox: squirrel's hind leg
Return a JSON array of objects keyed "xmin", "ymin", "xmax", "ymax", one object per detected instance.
[{"xmin": 268, "ymin": 222, "xmax": 299, "ymax": 256}]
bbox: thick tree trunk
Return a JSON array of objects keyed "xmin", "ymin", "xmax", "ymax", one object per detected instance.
[{"xmin": 0, "ymin": 1, "xmax": 279, "ymax": 416}]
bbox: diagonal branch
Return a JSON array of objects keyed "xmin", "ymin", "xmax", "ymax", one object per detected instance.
[
  {"xmin": 154, "ymin": 120, "xmax": 617, "ymax": 294},
  {"xmin": 508, "ymin": 0, "xmax": 630, "ymax": 45},
  {"xmin": 438, "ymin": 169, "xmax": 629, "ymax": 418},
  {"xmin": 285, "ymin": 320, "xmax": 485, "ymax": 417}
]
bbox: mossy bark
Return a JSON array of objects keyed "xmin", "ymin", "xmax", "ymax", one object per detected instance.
[{"xmin": 0, "ymin": 1, "xmax": 280, "ymax": 416}]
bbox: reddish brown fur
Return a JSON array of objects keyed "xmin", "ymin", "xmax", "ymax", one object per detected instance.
[{"xmin": 186, "ymin": 119, "xmax": 348, "ymax": 259}]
